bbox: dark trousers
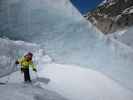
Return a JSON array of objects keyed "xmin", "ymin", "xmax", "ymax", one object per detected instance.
[{"xmin": 22, "ymin": 69, "xmax": 31, "ymax": 82}]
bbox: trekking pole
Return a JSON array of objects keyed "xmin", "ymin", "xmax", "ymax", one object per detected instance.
[
  {"xmin": 35, "ymin": 71, "xmax": 41, "ymax": 85},
  {"xmin": 35, "ymin": 71, "xmax": 39, "ymax": 80}
]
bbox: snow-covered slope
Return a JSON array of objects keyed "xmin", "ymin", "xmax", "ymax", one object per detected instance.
[
  {"xmin": 1, "ymin": 62, "xmax": 133, "ymax": 100},
  {"xmin": 0, "ymin": 83, "xmax": 67, "ymax": 100},
  {"xmin": 0, "ymin": 0, "xmax": 133, "ymax": 99},
  {"xmin": 39, "ymin": 63, "xmax": 133, "ymax": 100}
]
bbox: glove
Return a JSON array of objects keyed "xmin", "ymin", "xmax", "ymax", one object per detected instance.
[
  {"xmin": 33, "ymin": 68, "xmax": 37, "ymax": 72},
  {"xmin": 21, "ymin": 68, "xmax": 24, "ymax": 73},
  {"xmin": 15, "ymin": 61, "xmax": 19, "ymax": 65}
]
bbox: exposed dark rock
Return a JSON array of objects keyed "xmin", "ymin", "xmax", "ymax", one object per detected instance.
[{"xmin": 84, "ymin": 0, "xmax": 133, "ymax": 34}]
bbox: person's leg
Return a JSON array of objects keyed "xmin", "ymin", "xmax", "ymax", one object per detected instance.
[
  {"xmin": 23, "ymin": 69, "xmax": 27, "ymax": 82},
  {"xmin": 27, "ymin": 69, "xmax": 31, "ymax": 82},
  {"xmin": 23, "ymin": 69, "xmax": 31, "ymax": 82}
]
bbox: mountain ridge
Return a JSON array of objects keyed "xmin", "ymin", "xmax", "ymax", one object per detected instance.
[{"xmin": 84, "ymin": 0, "xmax": 133, "ymax": 34}]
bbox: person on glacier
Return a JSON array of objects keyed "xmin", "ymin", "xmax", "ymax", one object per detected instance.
[{"xmin": 15, "ymin": 52, "xmax": 37, "ymax": 83}]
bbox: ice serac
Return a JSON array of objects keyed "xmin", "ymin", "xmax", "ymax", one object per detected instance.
[
  {"xmin": 0, "ymin": 0, "xmax": 133, "ymax": 91},
  {"xmin": 0, "ymin": 38, "xmax": 40, "ymax": 77}
]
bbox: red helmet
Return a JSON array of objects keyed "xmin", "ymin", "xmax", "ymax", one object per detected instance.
[
  {"xmin": 27, "ymin": 52, "xmax": 33, "ymax": 57},
  {"xmin": 25, "ymin": 52, "xmax": 33, "ymax": 57},
  {"xmin": 25, "ymin": 52, "xmax": 33, "ymax": 61}
]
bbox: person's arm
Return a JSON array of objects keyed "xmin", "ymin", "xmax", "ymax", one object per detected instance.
[
  {"xmin": 15, "ymin": 57, "xmax": 23, "ymax": 64},
  {"xmin": 30, "ymin": 61, "xmax": 37, "ymax": 72},
  {"xmin": 15, "ymin": 60, "xmax": 19, "ymax": 64},
  {"xmin": 15, "ymin": 57, "xmax": 24, "ymax": 73}
]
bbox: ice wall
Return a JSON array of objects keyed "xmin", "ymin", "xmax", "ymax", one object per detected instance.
[
  {"xmin": 0, "ymin": 38, "xmax": 41, "ymax": 77},
  {"xmin": 110, "ymin": 27, "xmax": 133, "ymax": 48},
  {"xmin": 0, "ymin": 0, "xmax": 133, "ymax": 91},
  {"xmin": 0, "ymin": 0, "xmax": 82, "ymax": 41}
]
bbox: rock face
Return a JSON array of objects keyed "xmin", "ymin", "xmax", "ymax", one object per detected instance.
[{"xmin": 84, "ymin": 0, "xmax": 133, "ymax": 34}]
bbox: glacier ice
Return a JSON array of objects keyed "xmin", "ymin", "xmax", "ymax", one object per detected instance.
[
  {"xmin": 0, "ymin": 38, "xmax": 41, "ymax": 77},
  {"xmin": 1, "ymin": 62, "xmax": 133, "ymax": 100},
  {"xmin": 0, "ymin": 83, "xmax": 67, "ymax": 100},
  {"xmin": 0, "ymin": 0, "xmax": 133, "ymax": 96}
]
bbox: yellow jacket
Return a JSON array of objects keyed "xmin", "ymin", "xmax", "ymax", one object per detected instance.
[{"xmin": 18, "ymin": 57, "xmax": 36, "ymax": 69}]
